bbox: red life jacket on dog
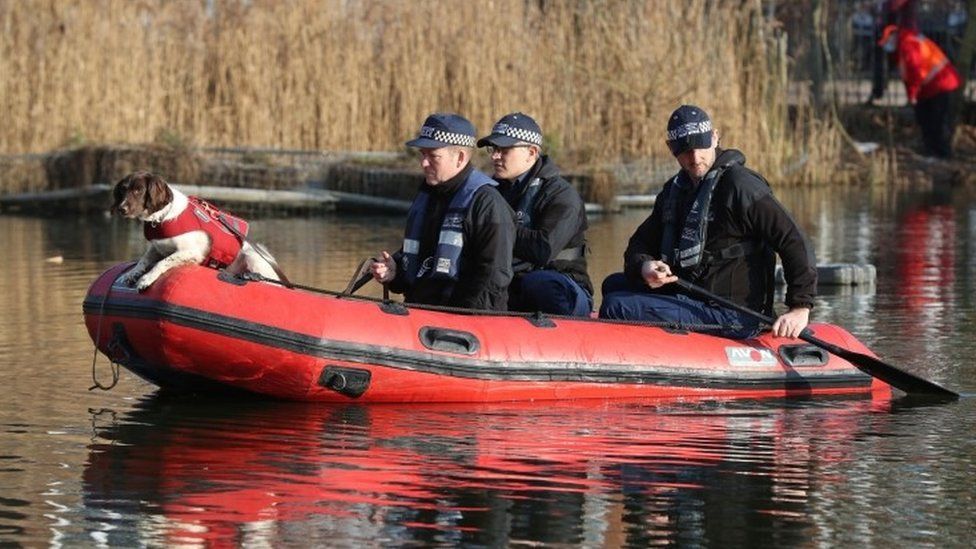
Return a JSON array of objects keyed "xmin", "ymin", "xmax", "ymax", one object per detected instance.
[{"xmin": 143, "ymin": 196, "xmax": 248, "ymax": 268}]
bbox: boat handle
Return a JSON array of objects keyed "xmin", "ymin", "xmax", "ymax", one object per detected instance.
[
  {"xmin": 318, "ymin": 366, "xmax": 371, "ymax": 398},
  {"xmin": 778, "ymin": 344, "xmax": 829, "ymax": 367},
  {"xmin": 419, "ymin": 326, "xmax": 480, "ymax": 355}
]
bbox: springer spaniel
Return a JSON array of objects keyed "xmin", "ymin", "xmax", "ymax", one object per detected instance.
[{"xmin": 111, "ymin": 171, "xmax": 285, "ymax": 291}]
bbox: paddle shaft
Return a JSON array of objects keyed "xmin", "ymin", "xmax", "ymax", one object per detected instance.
[
  {"xmin": 343, "ymin": 257, "xmax": 389, "ymax": 298},
  {"xmin": 675, "ymin": 279, "xmax": 959, "ymax": 399},
  {"xmin": 348, "ymin": 271, "xmax": 373, "ymax": 295},
  {"xmin": 343, "ymin": 258, "xmax": 374, "ymax": 294}
]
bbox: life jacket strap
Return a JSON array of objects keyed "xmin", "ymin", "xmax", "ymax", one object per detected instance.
[
  {"xmin": 701, "ymin": 240, "xmax": 762, "ymax": 263},
  {"xmin": 553, "ymin": 245, "xmax": 585, "ymax": 261}
]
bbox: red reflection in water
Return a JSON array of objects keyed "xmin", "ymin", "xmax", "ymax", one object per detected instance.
[
  {"xmin": 896, "ymin": 205, "xmax": 956, "ymax": 316},
  {"xmin": 84, "ymin": 396, "xmax": 888, "ymax": 546}
]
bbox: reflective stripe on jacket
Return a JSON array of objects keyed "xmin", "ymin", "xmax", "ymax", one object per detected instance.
[{"xmin": 897, "ymin": 31, "xmax": 961, "ymax": 102}]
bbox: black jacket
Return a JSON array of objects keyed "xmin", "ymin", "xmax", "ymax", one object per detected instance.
[
  {"xmin": 623, "ymin": 149, "xmax": 816, "ymax": 313},
  {"xmin": 497, "ymin": 155, "xmax": 593, "ymax": 295},
  {"xmin": 389, "ymin": 164, "xmax": 515, "ymax": 311}
]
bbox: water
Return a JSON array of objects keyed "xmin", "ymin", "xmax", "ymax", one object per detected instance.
[{"xmin": 2, "ymin": 183, "xmax": 975, "ymax": 547}]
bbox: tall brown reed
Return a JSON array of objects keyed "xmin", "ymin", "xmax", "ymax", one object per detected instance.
[{"xmin": 0, "ymin": 0, "xmax": 839, "ymax": 184}]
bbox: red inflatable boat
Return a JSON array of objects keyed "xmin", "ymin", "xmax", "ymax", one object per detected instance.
[{"xmin": 83, "ymin": 264, "xmax": 891, "ymax": 402}]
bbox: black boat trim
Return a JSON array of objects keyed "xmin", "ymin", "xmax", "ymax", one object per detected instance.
[{"xmin": 83, "ymin": 297, "xmax": 874, "ymax": 390}]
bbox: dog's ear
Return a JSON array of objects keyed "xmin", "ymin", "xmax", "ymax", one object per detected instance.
[{"xmin": 145, "ymin": 174, "xmax": 174, "ymax": 213}]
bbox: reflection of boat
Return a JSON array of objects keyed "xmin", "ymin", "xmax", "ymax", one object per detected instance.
[
  {"xmin": 83, "ymin": 395, "xmax": 889, "ymax": 546},
  {"xmin": 83, "ymin": 264, "xmax": 891, "ymax": 402}
]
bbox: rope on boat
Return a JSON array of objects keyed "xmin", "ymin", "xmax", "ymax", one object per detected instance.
[
  {"xmin": 238, "ymin": 272, "xmax": 742, "ymax": 334},
  {"xmin": 89, "ymin": 268, "xmax": 128, "ymax": 391}
]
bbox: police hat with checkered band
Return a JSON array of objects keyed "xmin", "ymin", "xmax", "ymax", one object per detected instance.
[
  {"xmin": 477, "ymin": 112, "xmax": 544, "ymax": 148},
  {"xmin": 405, "ymin": 113, "xmax": 478, "ymax": 149},
  {"xmin": 666, "ymin": 105, "xmax": 714, "ymax": 156}
]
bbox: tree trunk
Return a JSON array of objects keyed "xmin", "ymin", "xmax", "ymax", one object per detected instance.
[
  {"xmin": 808, "ymin": 0, "xmax": 826, "ymax": 109},
  {"xmin": 951, "ymin": 0, "xmax": 976, "ymax": 120}
]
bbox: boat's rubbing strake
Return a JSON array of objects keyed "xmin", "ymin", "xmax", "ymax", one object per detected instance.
[{"xmin": 83, "ymin": 296, "xmax": 873, "ymax": 390}]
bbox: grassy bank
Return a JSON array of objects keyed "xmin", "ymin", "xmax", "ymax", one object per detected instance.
[{"xmin": 1, "ymin": 0, "xmax": 840, "ymax": 190}]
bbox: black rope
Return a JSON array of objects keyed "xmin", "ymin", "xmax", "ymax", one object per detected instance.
[
  {"xmin": 89, "ymin": 268, "xmax": 127, "ymax": 391},
  {"xmin": 88, "ymin": 408, "xmax": 118, "ymax": 443},
  {"xmin": 239, "ymin": 272, "xmax": 744, "ymax": 334}
]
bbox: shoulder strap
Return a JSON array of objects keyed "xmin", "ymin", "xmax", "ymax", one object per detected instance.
[
  {"xmin": 512, "ymin": 177, "xmax": 542, "ymax": 227},
  {"xmin": 660, "ymin": 161, "xmax": 736, "ymax": 271},
  {"xmin": 401, "ymin": 171, "xmax": 496, "ymax": 285}
]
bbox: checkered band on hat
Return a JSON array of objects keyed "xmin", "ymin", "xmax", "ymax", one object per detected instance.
[
  {"xmin": 418, "ymin": 125, "xmax": 476, "ymax": 147},
  {"xmin": 492, "ymin": 123, "xmax": 543, "ymax": 146},
  {"xmin": 666, "ymin": 120, "xmax": 713, "ymax": 142}
]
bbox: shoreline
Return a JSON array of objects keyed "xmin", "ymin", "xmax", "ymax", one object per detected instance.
[
  {"xmin": 4, "ymin": 102, "xmax": 975, "ymax": 216},
  {"xmin": 0, "ymin": 181, "xmax": 656, "ymax": 216},
  {"xmin": 0, "ymin": 144, "xmax": 668, "ymax": 216}
]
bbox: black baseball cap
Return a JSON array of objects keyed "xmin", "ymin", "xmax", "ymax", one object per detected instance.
[
  {"xmin": 477, "ymin": 112, "xmax": 544, "ymax": 148},
  {"xmin": 405, "ymin": 113, "xmax": 477, "ymax": 148},
  {"xmin": 665, "ymin": 105, "xmax": 713, "ymax": 156}
]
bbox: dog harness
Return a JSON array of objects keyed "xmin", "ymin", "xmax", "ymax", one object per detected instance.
[{"xmin": 144, "ymin": 196, "xmax": 249, "ymax": 268}]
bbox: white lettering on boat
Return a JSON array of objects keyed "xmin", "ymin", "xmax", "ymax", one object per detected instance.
[{"xmin": 725, "ymin": 346, "xmax": 778, "ymax": 366}]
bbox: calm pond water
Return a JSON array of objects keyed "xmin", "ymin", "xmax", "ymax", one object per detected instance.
[{"xmin": 1, "ymin": 182, "xmax": 974, "ymax": 547}]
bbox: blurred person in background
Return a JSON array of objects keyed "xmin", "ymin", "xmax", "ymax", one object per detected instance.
[
  {"xmin": 878, "ymin": 22, "xmax": 962, "ymax": 158},
  {"xmin": 869, "ymin": 0, "xmax": 918, "ymax": 103}
]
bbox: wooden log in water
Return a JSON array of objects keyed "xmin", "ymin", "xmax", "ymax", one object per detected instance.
[
  {"xmin": 0, "ymin": 184, "xmax": 113, "ymax": 213},
  {"xmin": 174, "ymin": 185, "xmax": 339, "ymax": 211},
  {"xmin": 0, "ymin": 184, "xmax": 354, "ymax": 214},
  {"xmin": 0, "ymin": 183, "xmax": 625, "ymax": 216},
  {"xmin": 325, "ymin": 190, "xmax": 411, "ymax": 213},
  {"xmin": 614, "ymin": 194, "xmax": 657, "ymax": 208}
]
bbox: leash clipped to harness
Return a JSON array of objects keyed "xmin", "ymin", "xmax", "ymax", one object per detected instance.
[{"xmin": 215, "ymin": 213, "xmax": 293, "ymax": 288}]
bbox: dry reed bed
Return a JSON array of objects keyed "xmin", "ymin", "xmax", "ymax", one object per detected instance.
[{"xmin": 0, "ymin": 0, "xmax": 841, "ymax": 186}]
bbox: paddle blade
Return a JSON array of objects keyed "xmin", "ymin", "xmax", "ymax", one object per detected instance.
[
  {"xmin": 676, "ymin": 277, "xmax": 959, "ymax": 399},
  {"xmin": 802, "ymin": 334, "xmax": 959, "ymax": 400}
]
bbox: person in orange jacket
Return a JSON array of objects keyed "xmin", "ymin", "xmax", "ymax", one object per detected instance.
[{"xmin": 879, "ymin": 24, "xmax": 962, "ymax": 158}]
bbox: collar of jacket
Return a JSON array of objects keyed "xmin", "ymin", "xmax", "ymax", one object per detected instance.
[
  {"xmin": 429, "ymin": 163, "xmax": 474, "ymax": 196},
  {"xmin": 499, "ymin": 158, "xmax": 541, "ymax": 197}
]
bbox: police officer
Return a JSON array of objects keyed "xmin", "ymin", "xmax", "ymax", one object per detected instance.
[
  {"xmin": 371, "ymin": 113, "xmax": 515, "ymax": 310},
  {"xmin": 600, "ymin": 105, "xmax": 817, "ymax": 338},
  {"xmin": 477, "ymin": 113, "xmax": 593, "ymax": 316}
]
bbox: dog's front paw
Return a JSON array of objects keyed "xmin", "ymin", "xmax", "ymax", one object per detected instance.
[
  {"xmin": 135, "ymin": 274, "xmax": 158, "ymax": 292},
  {"xmin": 117, "ymin": 273, "xmax": 139, "ymax": 287}
]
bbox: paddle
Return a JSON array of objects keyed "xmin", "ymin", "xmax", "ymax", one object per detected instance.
[
  {"xmin": 342, "ymin": 256, "xmax": 393, "ymax": 299},
  {"xmin": 674, "ymin": 278, "xmax": 959, "ymax": 399},
  {"xmin": 343, "ymin": 257, "xmax": 374, "ymax": 294}
]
